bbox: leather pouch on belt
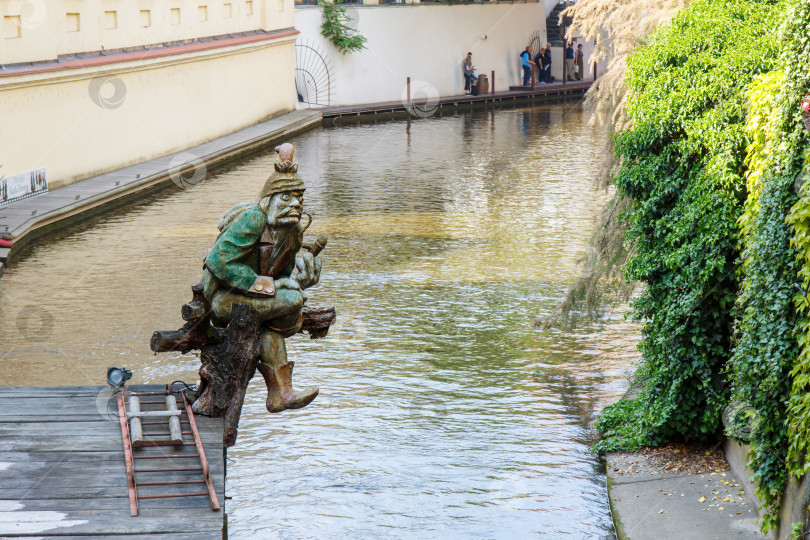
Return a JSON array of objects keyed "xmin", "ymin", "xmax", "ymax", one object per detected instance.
[{"xmin": 246, "ymin": 275, "xmax": 275, "ymax": 297}]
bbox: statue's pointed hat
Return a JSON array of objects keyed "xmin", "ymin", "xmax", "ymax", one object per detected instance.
[{"xmin": 259, "ymin": 143, "xmax": 305, "ymax": 198}]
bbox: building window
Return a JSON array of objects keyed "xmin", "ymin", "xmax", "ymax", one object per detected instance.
[
  {"xmin": 66, "ymin": 13, "xmax": 80, "ymax": 32},
  {"xmin": 245, "ymin": 1, "xmax": 253, "ymax": 15},
  {"xmin": 3, "ymin": 16, "xmax": 21, "ymax": 39},
  {"xmin": 140, "ymin": 10, "xmax": 151, "ymax": 28},
  {"xmin": 224, "ymin": 3, "xmax": 232, "ymax": 17},
  {"xmin": 171, "ymin": 8, "xmax": 181, "ymax": 25},
  {"xmin": 199, "ymin": 5, "xmax": 208, "ymax": 21},
  {"xmin": 104, "ymin": 11, "xmax": 117, "ymax": 30}
]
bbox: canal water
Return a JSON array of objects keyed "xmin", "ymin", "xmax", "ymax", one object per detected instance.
[{"xmin": 0, "ymin": 103, "xmax": 637, "ymax": 538}]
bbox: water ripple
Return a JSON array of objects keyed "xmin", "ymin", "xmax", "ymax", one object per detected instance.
[{"xmin": 0, "ymin": 103, "xmax": 634, "ymax": 539}]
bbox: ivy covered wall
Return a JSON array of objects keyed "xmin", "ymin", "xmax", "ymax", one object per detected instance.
[{"xmin": 590, "ymin": 0, "xmax": 810, "ymax": 533}]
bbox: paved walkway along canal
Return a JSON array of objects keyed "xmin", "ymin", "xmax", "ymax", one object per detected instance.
[
  {"xmin": 1, "ymin": 102, "xmax": 639, "ymax": 538},
  {"xmin": 0, "ymin": 109, "xmax": 322, "ymax": 275},
  {"xmin": 607, "ymin": 447, "xmax": 764, "ymax": 539}
]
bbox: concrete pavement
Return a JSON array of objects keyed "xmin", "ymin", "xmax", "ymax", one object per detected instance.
[{"xmin": 607, "ymin": 451, "xmax": 766, "ymax": 539}]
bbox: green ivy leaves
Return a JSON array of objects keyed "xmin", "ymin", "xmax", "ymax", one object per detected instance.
[
  {"xmin": 594, "ymin": 0, "xmax": 810, "ymax": 533},
  {"xmin": 320, "ymin": 1, "xmax": 367, "ymax": 55},
  {"xmin": 594, "ymin": 1, "xmax": 794, "ymax": 531},
  {"xmin": 596, "ymin": 0, "xmax": 783, "ymax": 457}
]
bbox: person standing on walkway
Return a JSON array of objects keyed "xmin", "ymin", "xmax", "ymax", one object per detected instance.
[
  {"xmin": 520, "ymin": 46, "xmax": 532, "ymax": 87},
  {"xmin": 544, "ymin": 44, "xmax": 552, "ymax": 83},
  {"xmin": 576, "ymin": 44, "xmax": 585, "ymax": 81},
  {"xmin": 463, "ymin": 52, "xmax": 477, "ymax": 95},
  {"xmin": 565, "ymin": 42, "xmax": 575, "ymax": 81},
  {"xmin": 534, "ymin": 47, "xmax": 545, "ymax": 85}
]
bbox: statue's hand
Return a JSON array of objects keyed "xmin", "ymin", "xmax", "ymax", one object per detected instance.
[
  {"xmin": 274, "ymin": 277, "xmax": 300, "ymax": 291},
  {"xmin": 292, "ymin": 251, "xmax": 321, "ymax": 290}
]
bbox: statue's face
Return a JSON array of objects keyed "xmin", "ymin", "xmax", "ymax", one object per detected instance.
[{"xmin": 265, "ymin": 190, "xmax": 303, "ymax": 227}]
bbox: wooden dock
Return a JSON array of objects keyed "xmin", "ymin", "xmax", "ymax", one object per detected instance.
[
  {"xmin": 321, "ymin": 80, "xmax": 592, "ymax": 120},
  {"xmin": 0, "ymin": 385, "xmax": 225, "ymax": 538}
]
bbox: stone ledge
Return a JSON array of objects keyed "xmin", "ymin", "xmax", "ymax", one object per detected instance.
[{"xmin": 724, "ymin": 439, "xmax": 810, "ymax": 540}]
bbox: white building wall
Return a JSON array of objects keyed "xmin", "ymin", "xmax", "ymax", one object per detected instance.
[
  {"xmin": 295, "ymin": 4, "xmax": 549, "ymax": 107},
  {"xmin": 0, "ymin": 38, "xmax": 297, "ymax": 190}
]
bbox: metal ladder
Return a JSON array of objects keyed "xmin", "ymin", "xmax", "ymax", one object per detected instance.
[{"xmin": 116, "ymin": 384, "xmax": 221, "ymax": 516}]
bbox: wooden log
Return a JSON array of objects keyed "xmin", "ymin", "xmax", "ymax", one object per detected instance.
[
  {"xmin": 152, "ymin": 285, "xmax": 336, "ymax": 354},
  {"xmin": 166, "ymin": 395, "xmax": 183, "ymax": 445},
  {"xmin": 150, "ymin": 284, "xmax": 225, "ymax": 354},
  {"xmin": 152, "ymin": 309, "xmax": 333, "ymax": 351},
  {"xmin": 151, "ymin": 286, "xmax": 336, "ymax": 446},
  {"xmin": 181, "ymin": 299, "xmax": 207, "ymax": 321},
  {"xmin": 181, "ymin": 284, "xmax": 209, "ymax": 321},
  {"xmin": 129, "ymin": 396, "xmax": 143, "ymax": 447},
  {"xmin": 150, "ymin": 326, "xmax": 224, "ymax": 354},
  {"xmin": 300, "ymin": 306, "xmax": 337, "ymax": 339},
  {"xmin": 191, "ymin": 303, "xmax": 263, "ymax": 447}
]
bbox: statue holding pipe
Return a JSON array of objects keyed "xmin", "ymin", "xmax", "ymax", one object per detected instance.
[{"xmin": 151, "ymin": 143, "xmax": 335, "ymax": 445}]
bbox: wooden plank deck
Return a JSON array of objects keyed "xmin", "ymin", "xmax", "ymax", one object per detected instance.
[
  {"xmin": 0, "ymin": 385, "xmax": 225, "ymax": 538},
  {"xmin": 321, "ymin": 80, "xmax": 593, "ymax": 119}
]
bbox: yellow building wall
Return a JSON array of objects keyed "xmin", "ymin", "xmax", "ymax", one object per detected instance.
[
  {"xmin": 0, "ymin": 36, "xmax": 297, "ymax": 189},
  {"xmin": 0, "ymin": 0, "xmax": 296, "ymax": 190}
]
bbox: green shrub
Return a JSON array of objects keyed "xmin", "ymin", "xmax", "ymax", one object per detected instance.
[
  {"xmin": 589, "ymin": 0, "xmax": 810, "ymax": 533},
  {"xmin": 722, "ymin": 64, "xmax": 801, "ymax": 531},
  {"xmin": 595, "ymin": 0, "xmax": 784, "ymax": 454},
  {"xmin": 730, "ymin": 169, "xmax": 799, "ymax": 531}
]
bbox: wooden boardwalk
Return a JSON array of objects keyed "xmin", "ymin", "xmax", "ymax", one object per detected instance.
[
  {"xmin": 322, "ymin": 80, "xmax": 592, "ymax": 119},
  {"xmin": 0, "ymin": 385, "xmax": 225, "ymax": 538}
]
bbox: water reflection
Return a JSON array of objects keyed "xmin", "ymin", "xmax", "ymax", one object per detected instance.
[{"xmin": 0, "ymin": 103, "xmax": 635, "ymax": 538}]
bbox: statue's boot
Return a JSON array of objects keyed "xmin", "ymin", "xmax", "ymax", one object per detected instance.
[{"xmin": 257, "ymin": 361, "xmax": 319, "ymax": 413}]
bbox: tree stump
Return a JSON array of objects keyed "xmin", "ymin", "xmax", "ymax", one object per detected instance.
[
  {"xmin": 195, "ymin": 302, "xmax": 262, "ymax": 447},
  {"xmin": 151, "ymin": 283, "xmax": 336, "ymax": 447}
]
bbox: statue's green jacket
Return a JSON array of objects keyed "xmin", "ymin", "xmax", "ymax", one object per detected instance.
[{"xmin": 203, "ymin": 205, "xmax": 267, "ymax": 296}]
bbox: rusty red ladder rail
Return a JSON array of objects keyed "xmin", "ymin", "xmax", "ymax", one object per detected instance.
[
  {"xmin": 116, "ymin": 386, "xmax": 221, "ymax": 516},
  {"xmin": 116, "ymin": 393, "xmax": 139, "ymax": 516},
  {"xmin": 182, "ymin": 392, "xmax": 220, "ymax": 510}
]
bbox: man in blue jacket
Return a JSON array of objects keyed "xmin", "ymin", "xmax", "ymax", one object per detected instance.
[{"xmin": 520, "ymin": 46, "xmax": 532, "ymax": 87}]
